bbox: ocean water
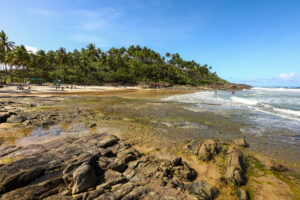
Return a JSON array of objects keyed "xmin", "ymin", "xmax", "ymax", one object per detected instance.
[{"xmin": 164, "ymin": 87, "xmax": 300, "ymax": 144}]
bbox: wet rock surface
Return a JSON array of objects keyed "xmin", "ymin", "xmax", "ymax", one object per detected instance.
[{"xmin": 0, "ymin": 133, "xmax": 216, "ymax": 200}]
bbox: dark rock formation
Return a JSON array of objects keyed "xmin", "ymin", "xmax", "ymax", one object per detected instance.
[{"xmin": 0, "ymin": 133, "xmax": 213, "ymax": 200}]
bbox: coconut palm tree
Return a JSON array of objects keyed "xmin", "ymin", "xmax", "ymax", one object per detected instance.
[
  {"xmin": 11, "ymin": 45, "xmax": 30, "ymax": 82},
  {"xmin": 0, "ymin": 30, "xmax": 15, "ymax": 83}
]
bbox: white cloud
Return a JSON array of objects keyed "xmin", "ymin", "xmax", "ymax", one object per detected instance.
[
  {"xmin": 280, "ymin": 72, "xmax": 295, "ymax": 80},
  {"xmin": 25, "ymin": 45, "xmax": 38, "ymax": 54}
]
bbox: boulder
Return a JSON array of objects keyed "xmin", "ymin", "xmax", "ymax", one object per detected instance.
[
  {"xmin": 237, "ymin": 188, "xmax": 249, "ymax": 200},
  {"xmin": 0, "ymin": 112, "xmax": 10, "ymax": 123},
  {"xmin": 233, "ymin": 138, "xmax": 248, "ymax": 147},
  {"xmin": 197, "ymin": 139, "xmax": 219, "ymax": 161},
  {"xmin": 224, "ymin": 148, "xmax": 246, "ymax": 185},
  {"xmin": 189, "ymin": 180, "xmax": 219, "ymax": 200},
  {"xmin": 72, "ymin": 163, "xmax": 98, "ymax": 194},
  {"xmin": 6, "ymin": 115, "xmax": 26, "ymax": 123},
  {"xmin": 97, "ymin": 136, "xmax": 118, "ymax": 148}
]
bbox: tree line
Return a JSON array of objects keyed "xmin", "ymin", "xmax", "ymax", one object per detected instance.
[{"xmin": 0, "ymin": 30, "xmax": 227, "ymax": 86}]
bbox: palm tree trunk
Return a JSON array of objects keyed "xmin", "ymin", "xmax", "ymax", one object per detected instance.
[
  {"xmin": 4, "ymin": 63, "xmax": 8, "ymax": 83},
  {"xmin": 9, "ymin": 65, "xmax": 13, "ymax": 82}
]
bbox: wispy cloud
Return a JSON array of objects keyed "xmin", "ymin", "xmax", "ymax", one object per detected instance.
[
  {"xmin": 28, "ymin": 8, "xmax": 60, "ymax": 18},
  {"xmin": 70, "ymin": 8, "xmax": 122, "ymax": 31},
  {"xmin": 280, "ymin": 72, "xmax": 295, "ymax": 80}
]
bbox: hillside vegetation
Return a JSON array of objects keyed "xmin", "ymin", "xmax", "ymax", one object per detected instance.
[{"xmin": 0, "ymin": 30, "xmax": 227, "ymax": 86}]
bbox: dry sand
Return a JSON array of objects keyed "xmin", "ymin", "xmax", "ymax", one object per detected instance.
[{"xmin": 0, "ymin": 85, "xmax": 140, "ymax": 97}]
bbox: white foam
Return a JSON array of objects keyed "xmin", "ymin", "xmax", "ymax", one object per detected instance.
[
  {"xmin": 252, "ymin": 87, "xmax": 300, "ymax": 93},
  {"xmin": 231, "ymin": 96, "xmax": 258, "ymax": 106}
]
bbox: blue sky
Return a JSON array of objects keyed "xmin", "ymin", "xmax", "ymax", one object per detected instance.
[{"xmin": 1, "ymin": 0, "xmax": 300, "ymax": 86}]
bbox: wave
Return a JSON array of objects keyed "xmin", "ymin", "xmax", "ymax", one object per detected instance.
[
  {"xmin": 252, "ymin": 87, "xmax": 300, "ymax": 93},
  {"xmin": 231, "ymin": 96, "xmax": 258, "ymax": 106},
  {"xmin": 231, "ymin": 96, "xmax": 300, "ymax": 121}
]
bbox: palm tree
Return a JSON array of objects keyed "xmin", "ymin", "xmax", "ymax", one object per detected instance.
[
  {"xmin": 0, "ymin": 30, "xmax": 15, "ymax": 83},
  {"xmin": 11, "ymin": 45, "xmax": 30, "ymax": 82}
]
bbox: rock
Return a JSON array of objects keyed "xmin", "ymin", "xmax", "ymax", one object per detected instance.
[
  {"xmin": 0, "ymin": 145, "xmax": 22, "ymax": 157},
  {"xmin": 72, "ymin": 163, "xmax": 98, "ymax": 194},
  {"xmin": 0, "ymin": 133, "xmax": 204, "ymax": 199},
  {"xmin": 237, "ymin": 188, "xmax": 249, "ymax": 200},
  {"xmin": 89, "ymin": 123, "xmax": 96, "ymax": 128},
  {"xmin": 42, "ymin": 120, "xmax": 55, "ymax": 127},
  {"xmin": 188, "ymin": 180, "xmax": 219, "ymax": 200},
  {"xmin": 97, "ymin": 136, "xmax": 118, "ymax": 148},
  {"xmin": 257, "ymin": 157, "xmax": 288, "ymax": 172},
  {"xmin": 0, "ymin": 112, "xmax": 10, "ymax": 123},
  {"xmin": 267, "ymin": 160, "xmax": 288, "ymax": 172},
  {"xmin": 6, "ymin": 115, "xmax": 26, "ymax": 123},
  {"xmin": 225, "ymin": 148, "xmax": 246, "ymax": 185},
  {"xmin": 233, "ymin": 138, "xmax": 248, "ymax": 147},
  {"xmin": 0, "ymin": 167, "xmax": 45, "ymax": 194},
  {"xmin": 172, "ymin": 157, "xmax": 182, "ymax": 166},
  {"xmin": 197, "ymin": 139, "xmax": 219, "ymax": 161}
]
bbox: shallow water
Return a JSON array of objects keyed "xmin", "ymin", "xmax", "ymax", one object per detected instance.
[
  {"xmin": 3, "ymin": 88, "xmax": 300, "ymax": 171},
  {"xmin": 164, "ymin": 87, "xmax": 300, "ymax": 145}
]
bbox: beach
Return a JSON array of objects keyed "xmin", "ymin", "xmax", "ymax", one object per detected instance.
[{"xmin": 0, "ymin": 87, "xmax": 300, "ymax": 199}]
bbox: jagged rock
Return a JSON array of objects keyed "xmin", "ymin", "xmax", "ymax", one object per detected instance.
[
  {"xmin": 197, "ymin": 139, "xmax": 219, "ymax": 161},
  {"xmin": 6, "ymin": 115, "xmax": 26, "ymax": 123},
  {"xmin": 97, "ymin": 136, "xmax": 118, "ymax": 148},
  {"xmin": 72, "ymin": 163, "xmax": 98, "ymax": 194},
  {"xmin": 233, "ymin": 138, "xmax": 248, "ymax": 147},
  {"xmin": 188, "ymin": 180, "xmax": 219, "ymax": 200},
  {"xmin": 172, "ymin": 157, "xmax": 182, "ymax": 166},
  {"xmin": 0, "ymin": 133, "xmax": 202, "ymax": 199},
  {"xmin": 237, "ymin": 188, "xmax": 249, "ymax": 200},
  {"xmin": 0, "ymin": 112, "xmax": 10, "ymax": 123},
  {"xmin": 225, "ymin": 148, "xmax": 246, "ymax": 185},
  {"xmin": 0, "ymin": 167, "xmax": 45, "ymax": 194}
]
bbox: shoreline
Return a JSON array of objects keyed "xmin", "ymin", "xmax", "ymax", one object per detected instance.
[
  {"xmin": 0, "ymin": 83, "xmax": 250, "ymax": 97},
  {"xmin": 0, "ymin": 88, "xmax": 299, "ymax": 199}
]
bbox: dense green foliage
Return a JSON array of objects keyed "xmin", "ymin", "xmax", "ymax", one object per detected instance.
[{"xmin": 0, "ymin": 30, "xmax": 227, "ymax": 86}]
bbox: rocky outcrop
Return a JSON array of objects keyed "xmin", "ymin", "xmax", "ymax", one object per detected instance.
[
  {"xmin": 187, "ymin": 180, "xmax": 219, "ymax": 200},
  {"xmin": 6, "ymin": 115, "xmax": 26, "ymax": 123},
  {"xmin": 224, "ymin": 148, "xmax": 246, "ymax": 186},
  {"xmin": 237, "ymin": 188, "xmax": 249, "ymax": 200},
  {"xmin": 0, "ymin": 133, "xmax": 212, "ymax": 200},
  {"xmin": 197, "ymin": 139, "xmax": 219, "ymax": 161},
  {"xmin": 233, "ymin": 138, "xmax": 248, "ymax": 147}
]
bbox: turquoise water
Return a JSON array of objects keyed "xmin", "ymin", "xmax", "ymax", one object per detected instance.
[{"xmin": 164, "ymin": 87, "xmax": 300, "ymax": 144}]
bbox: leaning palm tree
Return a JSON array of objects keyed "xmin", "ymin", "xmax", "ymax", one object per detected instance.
[{"xmin": 0, "ymin": 30, "xmax": 15, "ymax": 83}]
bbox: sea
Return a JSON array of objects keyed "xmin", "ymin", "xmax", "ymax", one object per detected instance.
[{"xmin": 164, "ymin": 87, "xmax": 300, "ymax": 144}]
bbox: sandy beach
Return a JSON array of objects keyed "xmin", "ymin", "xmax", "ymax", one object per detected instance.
[{"xmin": 0, "ymin": 85, "xmax": 140, "ymax": 97}]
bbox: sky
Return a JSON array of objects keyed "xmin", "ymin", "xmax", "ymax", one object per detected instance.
[{"xmin": 1, "ymin": 0, "xmax": 300, "ymax": 87}]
